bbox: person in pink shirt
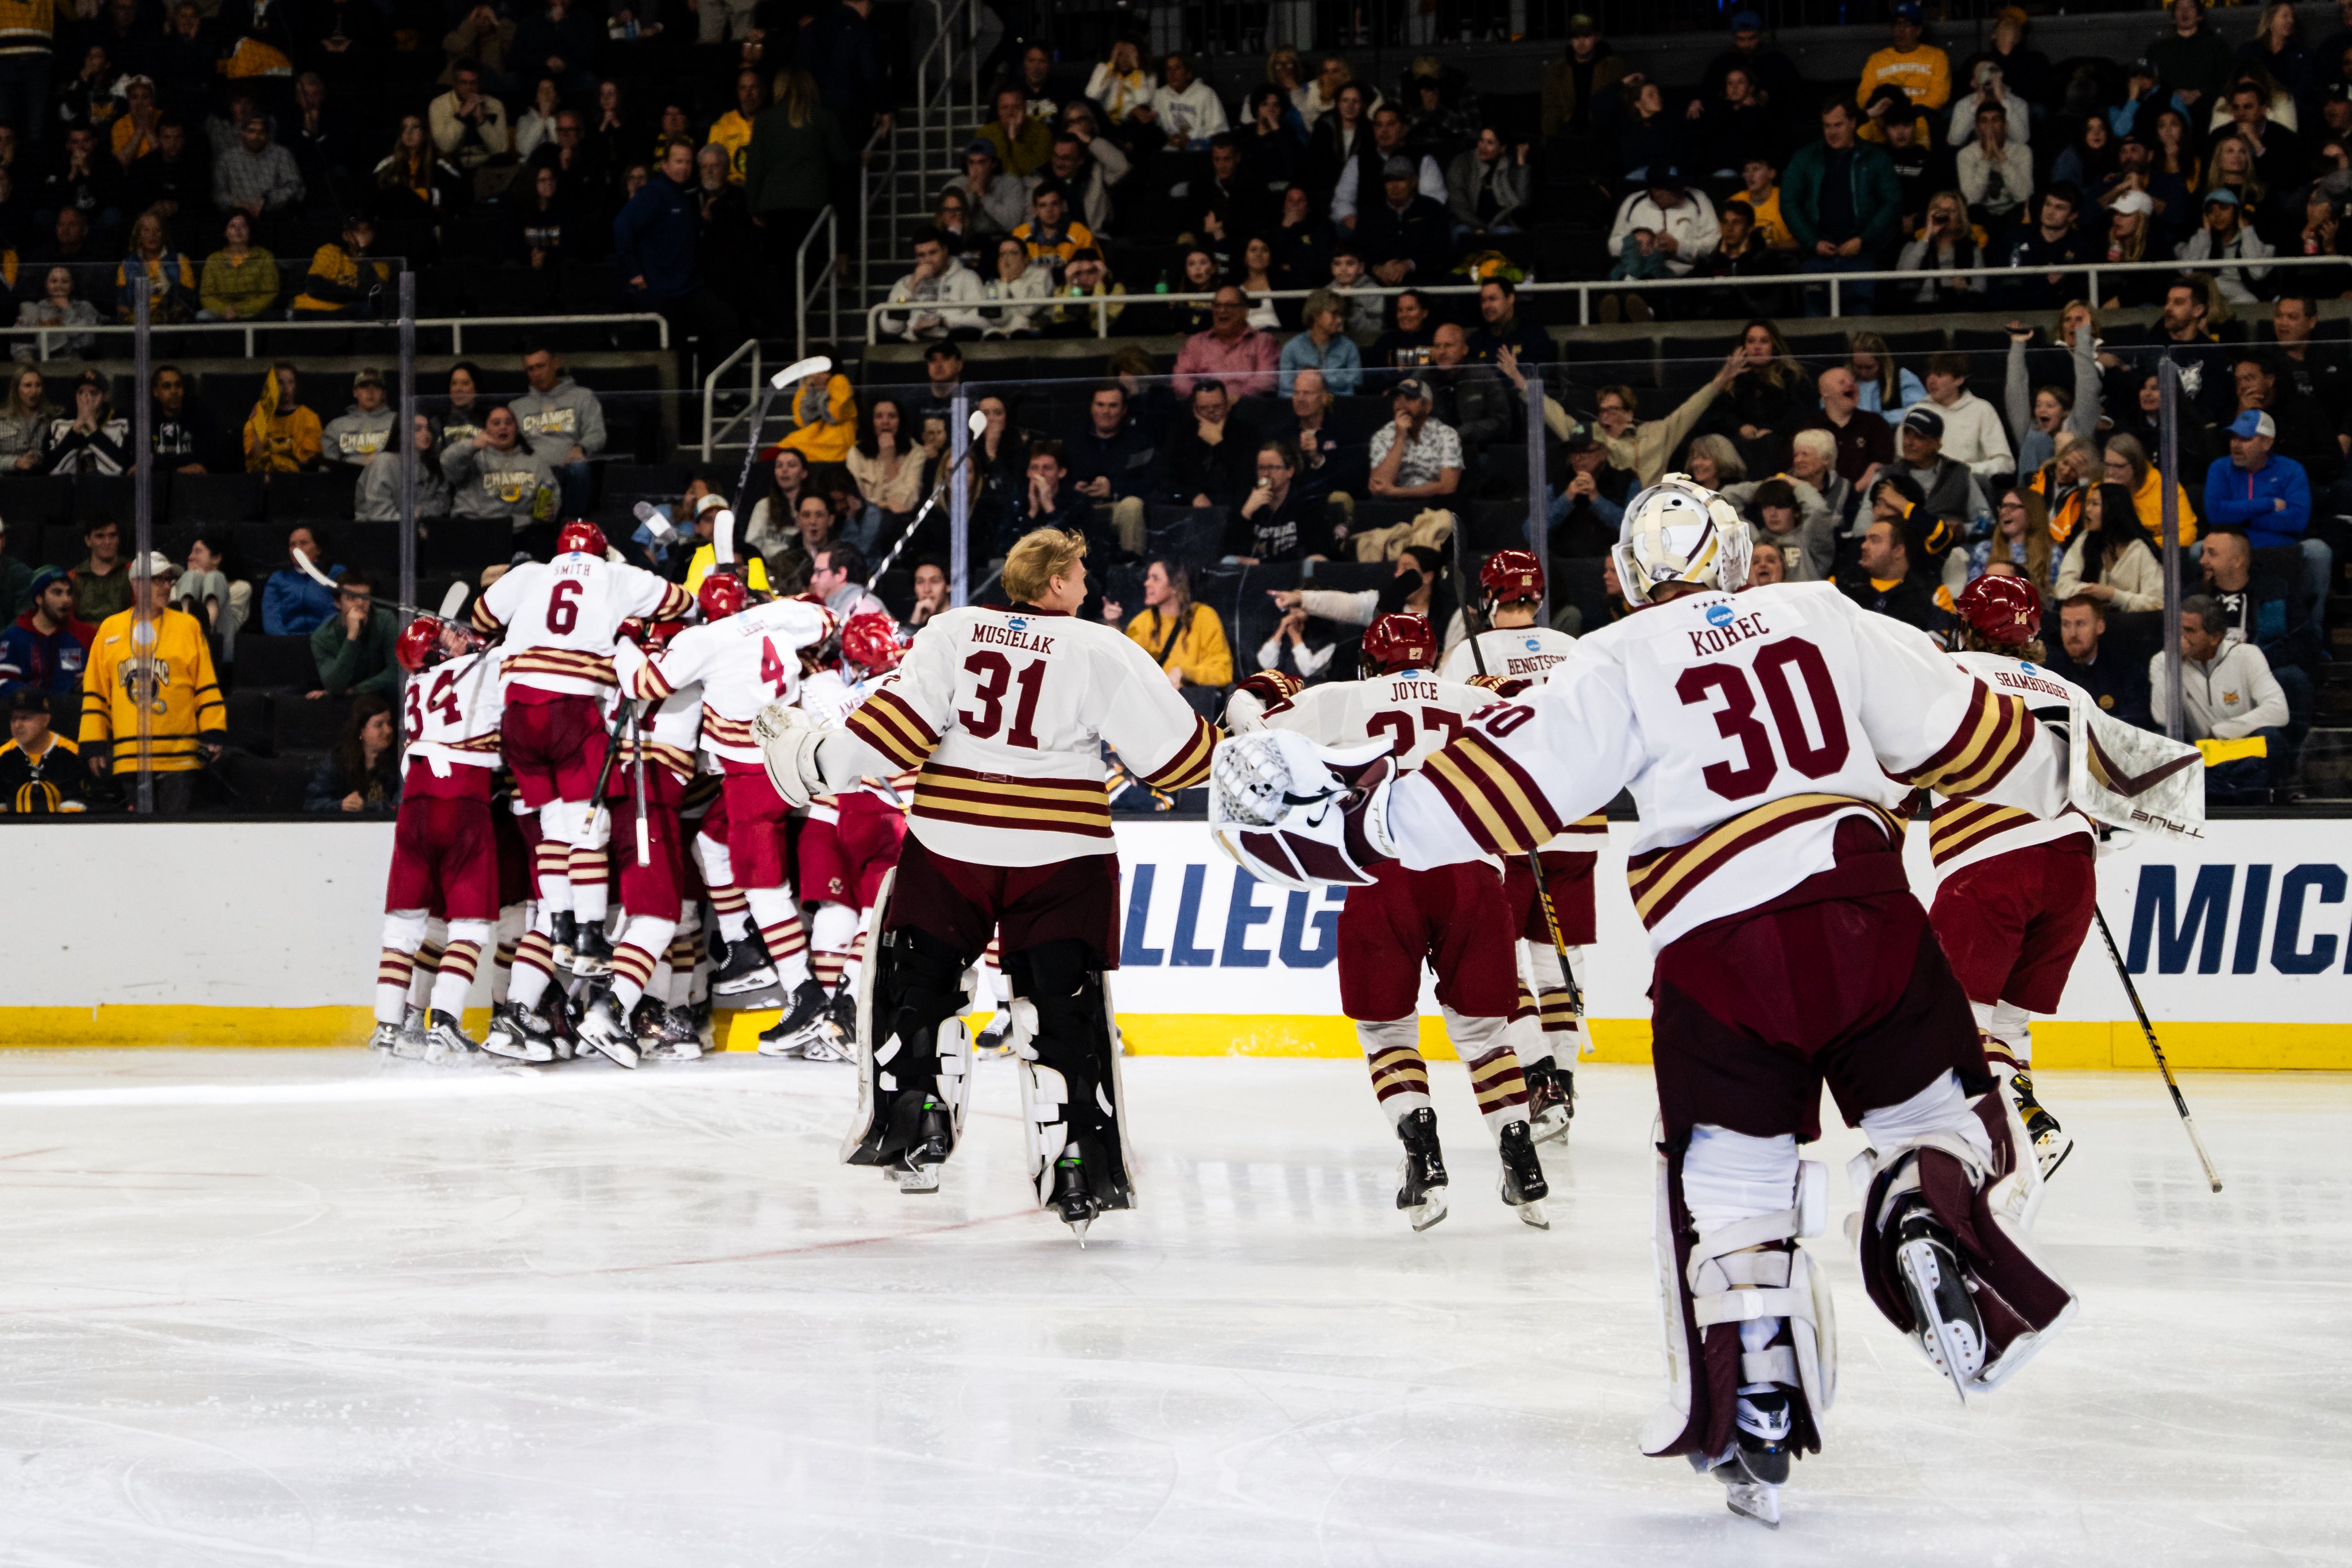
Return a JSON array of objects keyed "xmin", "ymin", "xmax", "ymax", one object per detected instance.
[{"xmin": 1172, "ymin": 287, "xmax": 1279, "ymax": 398}]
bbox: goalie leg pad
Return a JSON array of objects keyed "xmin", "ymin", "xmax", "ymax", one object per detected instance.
[
  {"xmin": 1847, "ymin": 1071, "xmax": 2078, "ymax": 1395},
  {"xmin": 1641, "ymin": 1122, "xmax": 1835, "ymax": 1466},
  {"xmin": 1006, "ymin": 938, "xmax": 1135, "ymax": 1213},
  {"xmin": 840, "ymin": 877, "xmax": 976, "ymax": 1167}
]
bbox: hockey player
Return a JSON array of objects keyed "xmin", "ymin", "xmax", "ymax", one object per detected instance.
[
  {"xmin": 608, "ymin": 570, "xmax": 837, "ymax": 1059},
  {"xmin": 1212, "ymin": 476, "xmax": 2078, "ymax": 1527},
  {"xmin": 1438, "ymin": 549, "xmax": 1600, "ymax": 1140},
  {"xmin": 795, "ymin": 610, "xmax": 914, "ymax": 1048},
  {"xmin": 1230, "ymin": 612, "xmax": 1549, "ymax": 1232},
  {"xmin": 470, "ymin": 521, "xmax": 693, "ymax": 984},
  {"xmin": 757, "ymin": 527, "xmax": 1217, "ymax": 1238},
  {"xmin": 1929, "ymin": 574, "xmax": 2099, "ymax": 1185},
  {"xmin": 374, "ymin": 610, "xmax": 507, "ymax": 1062}
]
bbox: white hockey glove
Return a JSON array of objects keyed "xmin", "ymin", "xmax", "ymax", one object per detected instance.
[
  {"xmin": 1208, "ymin": 729, "xmax": 1398, "ymax": 891},
  {"xmin": 754, "ymin": 700, "xmax": 827, "ymax": 808}
]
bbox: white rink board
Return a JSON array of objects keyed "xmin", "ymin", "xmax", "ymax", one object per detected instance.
[{"xmin": 2, "ymin": 818, "xmax": 2351, "ymax": 1029}]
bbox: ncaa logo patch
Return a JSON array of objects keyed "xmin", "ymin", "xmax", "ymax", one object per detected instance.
[
  {"xmin": 1705, "ymin": 604, "xmax": 1734, "ymax": 628},
  {"xmin": 1007, "ymin": 616, "xmax": 1028, "ymax": 632},
  {"xmin": 1523, "ymin": 637, "xmax": 1541, "ymax": 651}
]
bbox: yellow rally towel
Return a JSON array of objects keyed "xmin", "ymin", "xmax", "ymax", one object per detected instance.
[{"xmin": 2198, "ymin": 735, "xmax": 2267, "ymax": 766}]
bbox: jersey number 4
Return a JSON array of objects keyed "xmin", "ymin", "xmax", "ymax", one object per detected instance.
[
  {"xmin": 961, "ymin": 651, "xmax": 1045, "ymax": 748},
  {"xmin": 402, "ymin": 669, "xmax": 464, "ymax": 742},
  {"xmin": 1675, "ymin": 638, "xmax": 1850, "ymax": 801}
]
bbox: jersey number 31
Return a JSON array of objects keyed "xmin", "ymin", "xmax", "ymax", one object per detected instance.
[{"xmin": 961, "ymin": 651, "xmax": 1045, "ymax": 748}]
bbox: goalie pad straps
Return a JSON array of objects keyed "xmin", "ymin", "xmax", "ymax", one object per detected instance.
[
  {"xmin": 1848, "ymin": 1073, "xmax": 2078, "ymax": 1393},
  {"xmin": 1007, "ymin": 942, "xmax": 1134, "ymax": 1212},
  {"xmin": 842, "ymin": 920, "xmax": 972, "ymax": 1167}
]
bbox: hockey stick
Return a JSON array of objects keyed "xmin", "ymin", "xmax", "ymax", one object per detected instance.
[
  {"xmin": 292, "ymin": 552, "xmax": 470, "ymax": 622},
  {"xmin": 1455, "ymin": 537, "xmax": 1585, "ymax": 1018},
  {"xmin": 733, "ymin": 356, "xmax": 834, "ymax": 519},
  {"xmin": 629, "ymin": 691, "xmax": 651, "ymax": 866},
  {"xmin": 2094, "ymin": 906, "xmax": 2223, "ymax": 1193},
  {"xmin": 865, "ymin": 410, "xmax": 991, "ymax": 593}
]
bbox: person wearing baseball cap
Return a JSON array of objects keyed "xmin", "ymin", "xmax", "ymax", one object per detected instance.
[
  {"xmin": 1890, "ymin": 401, "xmax": 1991, "ymax": 540},
  {"xmin": 80, "ymin": 547, "xmax": 225, "ymax": 812},
  {"xmin": 1857, "ymin": 0, "xmax": 1951, "ymax": 114},
  {"xmin": 2181, "ymin": 183, "xmax": 2276, "ymax": 307},
  {"xmin": 1541, "ymin": 11, "xmax": 1624, "ymax": 145},
  {"xmin": 1697, "ymin": 9, "xmax": 1802, "ymax": 123},
  {"xmin": 1370, "ymin": 374, "xmax": 1463, "ymax": 503},
  {"xmin": 0, "ymin": 565, "xmax": 95, "ymax": 700},
  {"xmin": 2208, "ymin": 406, "xmax": 2314, "ymax": 555}
]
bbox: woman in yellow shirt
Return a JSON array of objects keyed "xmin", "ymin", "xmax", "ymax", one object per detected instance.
[{"xmin": 1119, "ymin": 558, "xmax": 1232, "ymax": 692}]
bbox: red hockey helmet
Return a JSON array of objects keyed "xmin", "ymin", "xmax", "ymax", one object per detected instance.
[
  {"xmin": 1361, "ymin": 612, "xmax": 1438, "ymax": 674},
  {"xmin": 394, "ymin": 614, "xmax": 447, "ymax": 673},
  {"xmin": 840, "ymin": 610, "xmax": 903, "ymax": 675},
  {"xmin": 698, "ymin": 572, "xmax": 748, "ymax": 622},
  {"xmin": 1955, "ymin": 572, "xmax": 2042, "ymax": 648},
  {"xmin": 555, "ymin": 520, "xmax": 607, "ymax": 558},
  {"xmin": 1479, "ymin": 549, "xmax": 1544, "ymax": 606}
]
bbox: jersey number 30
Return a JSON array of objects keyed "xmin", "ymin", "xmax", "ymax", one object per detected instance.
[
  {"xmin": 961, "ymin": 651, "xmax": 1045, "ymax": 748},
  {"xmin": 1676, "ymin": 638, "xmax": 1850, "ymax": 800}
]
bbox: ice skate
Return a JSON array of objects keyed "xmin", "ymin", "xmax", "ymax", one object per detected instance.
[
  {"xmin": 1525, "ymin": 1062, "xmax": 1575, "ymax": 1144},
  {"xmin": 1395, "ymin": 1108, "xmax": 1449, "ymax": 1232},
  {"xmin": 367, "ymin": 1020, "xmax": 404, "ymax": 1053},
  {"xmin": 571, "ymin": 921, "xmax": 614, "ymax": 979},
  {"xmin": 2009, "ymin": 1070, "xmax": 2074, "ymax": 1180},
  {"xmin": 711, "ymin": 938, "xmax": 782, "ymax": 1008},
  {"xmin": 1891, "ymin": 1197, "xmax": 1987, "ymax": 1400},
  {"xmin": 973, "ymin": 1009, "xmax": 1012, "ymax": 1057},
  {"xmin": 481, "ymin": 1001, "xmax": 557, "ymax": 1063},
  {"xmin": 1047, "ymin": 1153, "xmax": 1103, "ymax": 1243},
  {"xmin": 826, "ymin": 984, "xmax": 857, "ymax": 1047},
  {"xmin": 421, "ymin": 1009, "xmax": 482, "ymax": 1064},
  {"xmin": 1705, "ymin": 1389, "xmax": 1794, "ymax": 1529},
  {"xmin": 893, "ymin": 1098, "xmax": 956, "ymax": 1194},
  {"xmin": 628, "ymin": 997, "xmax": 667, "ymax": 1054},
  {"xmin": 575, "ymin": 993, "xmax": 640, "ymax": 1069},
  {"xmin": 656, "ymin": 1006, "xmax": 705, "ymax": 1060},
  {"xmin": 1496, "ymin": 1120, "xmax": 1550, "ymax": 1229},
  {"xmin": 755, "ymin": 978, "xmax": 834, "ymax": 1057},
  {"xmin": 548, "ymin": 911, "xmax": 578, "ymax": 973}
]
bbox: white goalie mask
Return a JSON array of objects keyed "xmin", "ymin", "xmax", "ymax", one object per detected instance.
[{"xmin": 1611, "ymin": 473, "xmax": 1751, "ymax": 607}]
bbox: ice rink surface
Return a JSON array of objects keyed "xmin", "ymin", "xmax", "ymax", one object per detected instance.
[{"xmin": 0, "ymin": 1049, "xmax": 2341, "ymax": 1568}]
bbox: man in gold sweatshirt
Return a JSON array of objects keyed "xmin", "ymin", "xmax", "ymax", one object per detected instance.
[{"xmin": 80, "ymin": 552, "xmax": 226, "ymax": 814}]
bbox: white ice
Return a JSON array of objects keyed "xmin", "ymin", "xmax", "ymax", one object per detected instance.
[{"xmin": 0, "ymin": 1050, "xmax": 2341, "ymax": 1567}]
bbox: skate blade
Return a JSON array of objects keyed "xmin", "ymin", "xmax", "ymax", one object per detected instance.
[
  {"xmin": 713, "ymin": 970, "xmax": 780, "ymax": 998},
  {"xmin": 1065, "ymin": 1216, "xmax": 1090, "ymax": 1247},
  {"xmin": 1404, "ymin": 1190, "xmax": 1449, "ymax": 1232},
  {"xmin": 2036, "ymin": 1130, "xmax": 2075, "ymax": 1181},
  {"xmin": 590, "ymin": 1036, "xmax": 640, "ymax": 1070},
  {"xmin": 1897, "ymin": 1241, "xmax": 1974, "ymax": 1404},
  {"xmin": 390, "ymin": 1038, "xmax": 430, "ymax": 1061},
  {"xmin": 1514, "ymin": 1199, "xmax": 1551, "ymax": 1230},
  {"xmin": 754, "ymin": 1038, "xmax": 806, "ymax": 1058},
  {"xmin": 895, "ymin": 1164, "xmax": 942, "ymax": 1194},
  {"xmin": 1723, "ymin": 1480, "xmax": 1781, "ymax": 1529},
  {"xmin": 1531, "ymin": 1108, "xmax": 1571, "ymax": 1145}
]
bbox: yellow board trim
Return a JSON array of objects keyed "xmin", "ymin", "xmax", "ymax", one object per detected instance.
[{"xmin": 0, "ymin": 1009, "xmax": 2346, "ymax": 1071}]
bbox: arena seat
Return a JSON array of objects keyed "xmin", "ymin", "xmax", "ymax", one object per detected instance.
[
  {"xmin": 5, "ymin": 476, "xmax": 75, "ymax": 528},
  {"xmin": 237, "ymin": 634, "xmax": 319, "ymax": 690},
  {"xmin": 171, "ymin": 472, "xmax": 268, "ymax": 525},
  {"xmin": 265, "ymin": 470, "xmax": 361, "ymax": 523},
  {"xmin": 274, "ymin": 692, "xmax": 351, "ymax": 751}
]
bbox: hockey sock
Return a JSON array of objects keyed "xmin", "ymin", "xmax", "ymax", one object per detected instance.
[
  {"xmin": 491, "ymin": 904, "xmax": 525, "ymax": 1005},
  {"xmin": 509, "ymin": 917, "xmax": 557, "ymax": 1012},
  {"xmin": 744, "ymin": 886, "xmax": 811, "ymax": 988},
  {"xmin": 1356, "ymin": 1016, "xmax": 1432, "ymax": 1126},
  {"xmin": 811, "ymin": 903, "xmax": 858, "ymax": 993},
  {"xmin": 533, "ymin": 838, "xmax": 572, "ymax": 913},
  {"xmin": 1510, "ymin": 981, "xmax": 1554, "ymax": 1070},
  {"xmin": 1447, "ymin": 1008, "xmax": 1530, "ymax": 1139},
  {"xmin": 708, "ymin": 880, "xmax": 752, "ymax": 943},
  {"xmin": 431, "ymin": 920, "xmax": 492, "ymax": 1018},
  {"xmin": 376, "ymin": 909, "xmax": 428, "ymax": 1023},
  {"xmin": 407, "ymin": 934, "xmax": 444, "ymax": 1012},
  {"xmin": 1971, "ymin": 999, "xmax": 2033, "ymax": 1071},
  {"xmin": 610, "ymin": 916, "xmax": 678, "ymax": 1012},
  {"xmin": 569, "ymin": 846, "xmax": 610, "ymax": 925},
  {"xmin": 1522, "ymin": 939, "xmax": 1587, "ymax": 1054},
  {"xmin": 843, "ymin": 925, "xmax": 868, "ymax": 990}
]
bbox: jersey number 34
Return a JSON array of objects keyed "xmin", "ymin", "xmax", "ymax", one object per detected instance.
[{"xmin": 403, "ymin": 669, "xmax": 464, "ymax": 742}]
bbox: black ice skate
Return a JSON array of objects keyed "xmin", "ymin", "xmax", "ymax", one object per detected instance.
[
  {"xmin": 570, "ymin": 921, "xmax": 614, "ymax": 979},
  {"xmin": 628, "ymin": 997, "xmax": 666, "ymax": 1051},
  {"xmin": 575, "ymin": 993, "xmax": 640, "ymax": 1069},
  {"xmin": 894, "ymin": 1097, "xmax": 957, "ymax": 1194},
  {"xmin": 1892, "ymin": 1197, "xmax": 1987, "ymax": 1400},
  {"xmin": 1395, "ymin": 1108, "xmax": 1450, "ymax": 1232},
  {"xmin": 973, "ymin": 1009, "xmax": 1012, "ymax": 1057},
  {"xmin": 710, "ymin": 932, "xmax": 781, "ymax": 1007},
  {"xmin": 548, "ymin": 911, "xmax": 579, "ymax": 972},
  {"xmin": 1049, "ymin": 1152, "xmax": 1104, "ymax": 1243},
  {"xmin": 2010, "ymin": 1070, "xmax": 2074, "ymax": 1179},
  {"xmin": 1706, "ymin": 1388, "xmax": 1795, "ymax": 1528},
  {"xmin": 481, "ymin": 1001, "xmax": 556, "ymax": 1063},
  {"xmin": 1524, "ymin": 1062, "xmax": 1575, "ymax": 1145},
  {"xmin": 654, "ymin": 1006, "xmax": 706, "ymax": 1060},
  {"xmin": 421, "ymin": 1009, "xmax": 482, "ymax": 1065},
  {"xmin": 1496, "ymin": 1120, "xmax": 1551, "ymax": 1229},
  {"xmin": 756, "ymin": 978, "xmax": 835, "ymax": 1058},
  {"xmin": 826, "ymin": 984, "xmax": 858, "ymax": 1047}
]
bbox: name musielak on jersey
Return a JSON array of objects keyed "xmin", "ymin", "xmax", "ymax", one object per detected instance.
[
  {"xmin": 972, "ymin": 618, "xmax": 1058, "ymax": 655},
  {"xmin": 1685, "ymin": 604, "xmax": 1773, "ymax": 659}
]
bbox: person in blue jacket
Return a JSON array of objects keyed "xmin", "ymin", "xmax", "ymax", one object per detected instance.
[
  {"xmin": 260, "ymin": 524, "xmax": 343, "ymax": 636},
  {"xmin": 2203, "ymin": 407, "xmax": 2328, "ymax": 628},
  {"xmin": 613, "ymin": 137, "xmax": 740, "ymax": 348}
]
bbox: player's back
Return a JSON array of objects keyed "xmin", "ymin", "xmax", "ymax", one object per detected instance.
[
  {"xmin": 1267, "ymin": 671, "xmax": 1496, "ymax": 769},
  {"xmin": 479, "ymin": 555, "xmax": 687, "ymax": 697},
  {"xmin": 1438, "ymin": 625, "xmax": 1576, "ymax": 685},
  {"xmin": 1930, "ymin": 649, "xmax": 2090, "ymax": 874},
  {"xmin": 660, "ymin": 597, "xmax": 834, "ymax": 763},
  {"xmin": 401, "ymin": 648, "xmax": 504, "ymax": 788}
]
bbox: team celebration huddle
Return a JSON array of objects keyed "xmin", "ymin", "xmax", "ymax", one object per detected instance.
[{"xmin": 368, "ymin": 460, "xmax": 2204, "ymax": 1529}]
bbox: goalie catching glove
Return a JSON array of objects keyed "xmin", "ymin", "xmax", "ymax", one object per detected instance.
[
  {"xmin": 754, "ymin": 700, "xmax": 858, "ymax": 808},
  {"xmin": 1207, "ymin": 728, "xmax": 1399, "ymax": 891}
]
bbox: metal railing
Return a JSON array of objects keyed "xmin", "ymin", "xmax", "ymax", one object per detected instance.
[
  {"xmin": 13, "ymin": 311, "xmax": 671, "ymax": 360},
  {"xmin": 699, "ymin": 337, "xmax": 767, "ymax": 461},
  {"xmin": 795, "ymin": 207, "xmax": 842, "ymax": 362},
  {"xmin": 863, "ymin": 253, "xmax": 2343, "ymax": 342}
]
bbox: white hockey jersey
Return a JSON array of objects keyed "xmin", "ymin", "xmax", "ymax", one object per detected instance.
[
  {"xmin": 1384, "ymin": 582, "xmax": 2057, "ymax": 949},
  {"xmin": 1438, "ymin": 624, "xmax": 1578, "ymax": 685},
  {"xmin": 607, "ymin": 643, "xmax": 704, "ymax": 786},
  {"xmin": 473, "ymin": 552, "xmax": 694, "ymax": 699},
  {"xmin": 624, "ymin": 597, "xmax": 835, "ymax": 767},
  {"xmin": 835, "ymin": 606, "xmax": 1217, "ymax": 866},
  {"xmin": 1263, "ymin": 669, "xmax": 1501, "ymax": 769},
  {"xmin": 400, "ymin": 647, "xmax": 504, "ymax": 775},
  {"xmin": 1927, "ymin": 651, "xmax": 2095, "ymax": 878},
  {"xmin": 798, "ymin": 667, "xmax": 916, "ymax": 817}
]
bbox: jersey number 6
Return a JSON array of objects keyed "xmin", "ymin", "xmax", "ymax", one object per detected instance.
[
  {"xmin": 961, "ymin": 651, "xmax": 1045, "ymax": 748},
  {"xmin": 1675, "ymin": 638, "xmax": 1851, "ymax": 801},
  {"xmin": 546, "ymin": 576, "xmax": 584, "ymax": 634}
]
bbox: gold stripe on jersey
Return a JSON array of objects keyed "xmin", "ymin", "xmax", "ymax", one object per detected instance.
[
  {"xmin": 1420, "ymin": 733, "xmax": 1559, "ymax": 855},
  {"xmin": 1560, "ymin": 812, "xmax": 1608, "ymax": 836},
  {"xmin": 501, "ymin": 647, "xmax": 617, "ymax": 686},
  {"xmin": 1906, "ymin": 682, "xmax": 2035, "ymax": 797},
  {"xmin": 652, "ymin": 583, "xmax": 695, "ymax": 622},
  {"xmin": 471, "ymin": 598, "xmax": 503, "ymax": 634},
  {"xmin": 1627, "ymin": 793, "xmax": 1903, "ymax": 928},
  {"xmin": 911, "ymin": 763, "xmax": 1113, "ymax": 838},
  {"xmin": 621, "ymin": 737, "xmax": 698, "ymax": 781},
  {"xmin": 443, "ymin": 733, "xmax": 502, "ymax": 756},
  {"xmin": 630, "ymin": 659, "xmax": 676, "ymax": 700},
  {"xmin": 1137, "ymin": 713, "xmax": 1216, "ymax": 788},
  {"xmin": 846, "ymin": 687, "xmax": 941, "ymax": 771},
  {"xmin": 1927, "ymin": 800, "xmax": 2039, "ymax": 866}
]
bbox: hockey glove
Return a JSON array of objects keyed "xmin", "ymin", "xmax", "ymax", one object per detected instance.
[
  {"xmin": 1208, "ymin": 729, "xmax": 1398, "ymax": 891},
  {"xmin": 754, "ymin": 700, "xmax": 827, "ymax": 808}
]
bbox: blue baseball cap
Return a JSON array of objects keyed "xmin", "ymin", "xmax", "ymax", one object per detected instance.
[
  {"xmin": 1893, "ymin": 1, "xmax": 1923, "ymax": 20},
  {"xmin": 2203, "ymin": 187, "xmax": 2240, "ymax": 208},
  {"xmin": 2229, "ymin": 409, "xmax": 2276, "ymax": 440},
  {"xmin": 1730, "ymin": 10, "xmax": 1762, "ymax": 29}
]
